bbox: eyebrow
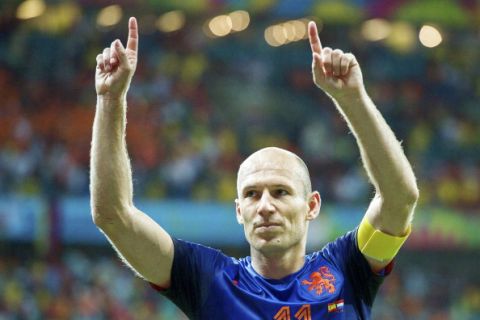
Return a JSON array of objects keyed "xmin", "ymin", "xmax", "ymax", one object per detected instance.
[{"xmin": 241, "ymin": 183, "xmax": 294, "ymax": 193}]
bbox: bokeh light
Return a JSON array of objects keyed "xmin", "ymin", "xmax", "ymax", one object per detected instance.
[
  {"xmin": 229, "ymin": 10, "xmax": 250, "ymax": 32},
  {"xmin": 16, "ymin": 0, "xmax": 46, "ymax": 20},
  {"xmin": 264, "ymin": 19, "xmax": 310, "ymax": 47},
  {"xmin": 156, "ymin": 10, "xmax": 186, "ymax": 33},
  {"xmin": 96, "ymin": 5, "xmax": 123, "ymax": 27},
  {"xmin": 361, "ymin": 18, "xmax": 391, "ymax": 41},
  {"xmin": 385, "ymin": 21, "xmax": 416, "ymax": 52},
  {"xmin": 208, "ymin": 15, "xmax": 232, "ymax": 37},
  {"xmin": 419, "ymin": 25, "xmax": 443, "ymax": 48}
]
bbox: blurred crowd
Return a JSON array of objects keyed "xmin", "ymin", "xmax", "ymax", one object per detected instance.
[
  {"xmin": 0, "ymin": 13, "xmax": 479, "ymax": 212},
  {"xmin": 0, "ymin": 250, "xmax": 479, "ymax": 320},
  {"xmin": 0, "ymin": 251, "xmax": 186, "ymax": 320},
  {"xmin": 1, "ymin": 5, "xmax": 479, "ymax": 320}
]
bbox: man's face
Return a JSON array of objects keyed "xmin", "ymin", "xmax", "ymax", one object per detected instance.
[{"xmin": 235, "ymin": 149, "xmax": 319, "ymax": 255}]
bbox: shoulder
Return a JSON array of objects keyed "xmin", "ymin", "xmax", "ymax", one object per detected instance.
[
  {"xmin": 173, "ymin": 238, "xmax": 223, "ymax": 254},
  {"xmin": 172, "ymin": 238, "xmax": 238, "ymax": 269},
  {"xmin": 309, "ymin": 229, "xmax": 371, "ymax": 275},
  {"xmin": 319, "ymin": 229, "xmax": 358, "ymax": 258}
]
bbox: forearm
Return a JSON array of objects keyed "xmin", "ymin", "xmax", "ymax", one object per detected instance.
[
  {"xmin": 333, "ymin": 89, "xmax": 419, "ymax": 207},
  {"xmin": 90, "ymin": 96, "xmax": 134, "ymax": 226}
]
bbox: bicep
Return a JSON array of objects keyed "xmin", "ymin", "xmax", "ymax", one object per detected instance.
[
  {"xmin": 99, "ymin": 206, "xmax": 174, "ymax": 288},
  {"xmin": 364, "ymin": 193, "xmax": 413, "ymax": 237},
  {"xmin": 361, "ymin": 194, "xmax": 414, "ymax": 271}
]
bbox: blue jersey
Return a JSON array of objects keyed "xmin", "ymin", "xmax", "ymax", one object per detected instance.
[{"xmin": 153, "ymin": 230, "xmax": 389, "ymax": 319}]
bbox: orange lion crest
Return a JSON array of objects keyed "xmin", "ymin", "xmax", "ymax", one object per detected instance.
[{"xmin": 301, "ymin": 266, "xmax": 336, "ymax": 295}]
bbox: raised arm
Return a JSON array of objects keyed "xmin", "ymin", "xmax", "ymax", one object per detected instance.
[
  {"xmin": 308, "ymin": 22, "xmax": 419, "ymax": 270},
  {"xmin": 91, "ymin": 17, "xmax": 173, "ymax": 287}
]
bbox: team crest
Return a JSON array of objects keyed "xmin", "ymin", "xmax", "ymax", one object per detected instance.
[{"xmin": 301, "ymin": 266, "xmax": 336, "ymax": 295}]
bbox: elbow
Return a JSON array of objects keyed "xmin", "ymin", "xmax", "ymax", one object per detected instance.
[
  {"xmin": 91, "ymin": 208, "xmax": 109, "ymax": 228},
  {"xmin": 405, "ymin": 182, "xmax": 420, "ymax": 206},
  {"xmin": 91, "ymin": 202, "xmax": 132, "ymax": 231},
  {"xmin": 380, "ymin": 181, "xmax": 420, "ymax": 208},
  {"xmin": 91, "ymin": 206, "xmax": 114, "ymax": 229}
]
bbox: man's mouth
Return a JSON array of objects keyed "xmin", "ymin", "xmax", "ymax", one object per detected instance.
[{"xmin": 255, "ymin": 222, "xmax": 282, "ymax": 229}]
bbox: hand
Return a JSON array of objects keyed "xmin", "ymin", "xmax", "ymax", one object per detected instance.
[
  {"xmin": 308, "ymin": 21, "xmax": 363, "ymax": 99},
  {"xmin": 95, "ymin": 17, "xmax": 139, "ymax": 100}
]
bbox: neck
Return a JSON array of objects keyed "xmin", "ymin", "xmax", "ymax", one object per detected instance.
[{"xmin": 250, "ymin": 243, "xmax": 306, "ymax": 280}]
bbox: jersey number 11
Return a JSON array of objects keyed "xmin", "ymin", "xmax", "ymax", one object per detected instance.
[{"xmin": 273, "ymin": 304, "xmax": 311, "ymax": 320}]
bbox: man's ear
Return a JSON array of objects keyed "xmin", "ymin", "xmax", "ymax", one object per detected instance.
[
  {"xmin": 235, "ymin": 199, "xmax": 244, "ymax": 224},
  {"xmin": 306, "ymin": 191, "xmax": 321, "ymax": 220}
]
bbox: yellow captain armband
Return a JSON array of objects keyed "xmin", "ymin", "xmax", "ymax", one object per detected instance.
[{"xmin": 357, "ymin": 218, "xmax": 411, "ymax": 262}]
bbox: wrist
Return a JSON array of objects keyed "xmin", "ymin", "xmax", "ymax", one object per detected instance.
[
  {"xmin": 97, "ymin": 93, "xmax": 127, "ymax": 103},
  {"xmin": 331, "ymin": 86, "xmax": 367, "ymax": 105},
  {"xmin": 97, "ymin": 94, "xmax": 127, "ymax": 110},
  {"xmin": 96, "ymin": 95, "xmax": 128, "ymax": 118}
]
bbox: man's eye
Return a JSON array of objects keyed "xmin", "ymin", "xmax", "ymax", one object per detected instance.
[
  {"xmin": 245, "ymin": 190, "xmax": 257, "ymax": 198},
  {"xmin": 275, "ymin": 189, "xmax": 288, "ymax": 197}
]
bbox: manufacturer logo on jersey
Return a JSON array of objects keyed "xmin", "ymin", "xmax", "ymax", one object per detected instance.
[{"xmin": 301, "ymin": 266, "xmax": 336, "ymax": 295}]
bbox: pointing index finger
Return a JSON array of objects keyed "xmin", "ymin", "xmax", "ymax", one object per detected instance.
[
  {"xmin": 126, "ymin": 17, "xmax": 138, "ymax": 52},
  {"xmin": 308, "ymin": 21, "xmax": 322, "ymax": 54}
]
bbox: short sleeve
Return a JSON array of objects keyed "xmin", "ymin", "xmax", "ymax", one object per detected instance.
[
  {"xmin": 156, "ymin": 238, "xmax": 228, "ymax": 319},
  {"xmin": 321, "ymin": 229, "xmax": 389, "ymax": 306}
]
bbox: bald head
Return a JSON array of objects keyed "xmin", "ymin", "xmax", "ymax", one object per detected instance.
[{"xmin": 237, "ymin": 147, "xmax": 312, "ymax": 198}]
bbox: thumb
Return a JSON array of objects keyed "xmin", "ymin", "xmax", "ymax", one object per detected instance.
[
  {"xmin": 114, "ymin": 39, "xmax": 129, "ymax": 66},
  {"xmin": 312, "ymin": 52, "xmax": 326, "ymax": 83},
  {"xmin": 313, "ymin": 52, "xmax": 325, "ymax": 73}
]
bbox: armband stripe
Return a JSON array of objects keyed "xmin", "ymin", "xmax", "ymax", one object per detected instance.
[{"xmin": 357, "ymin": 218, "xmax": 411, "ymax": 262}]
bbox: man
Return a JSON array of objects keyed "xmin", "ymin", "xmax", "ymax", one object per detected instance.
[{"xmin": 91, "ymin": 17, "xmax": 419, "ymax": 319}]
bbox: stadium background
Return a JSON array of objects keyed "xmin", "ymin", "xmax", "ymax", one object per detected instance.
[{"xmin": 0, "ymin": 0, "xmax": 479, "ymax": 318}]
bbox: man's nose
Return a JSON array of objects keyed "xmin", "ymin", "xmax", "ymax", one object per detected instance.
[{"xmin": 257, "ymin": 190, "xmax": 275, "ymax": 216}]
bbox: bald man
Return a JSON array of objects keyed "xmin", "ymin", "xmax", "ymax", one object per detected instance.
[{"xmin": 91, "ymin": 18, "xmax": 418, "ymax": 319}]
